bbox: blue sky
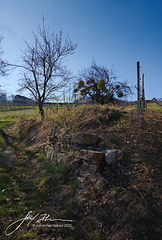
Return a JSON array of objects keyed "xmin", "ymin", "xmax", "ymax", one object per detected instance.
[{"xmin": 0, "ymin": 0, "xmax": 162, "ymax": 100}]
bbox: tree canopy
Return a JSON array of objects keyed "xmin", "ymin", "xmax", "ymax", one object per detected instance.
[{"xmin": 74, "ymin": 62, "xmax": 132, "ymax": 104}]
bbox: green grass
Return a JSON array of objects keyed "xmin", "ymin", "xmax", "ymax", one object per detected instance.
[
  {"xmin": 0, "ymin": 105, "xmax": 37, "ymax": 111},
  {"xmin": 0, "ymin": 106, "xmax": 39, "ymax": 120},
  {"xmin": 0, "ymin": 106, "xmax": 39, "ymax": 148},
  {"xmin": 0, "ymin": 141, "xmax": 64, "ymax": 239},
  {"xmin": 0, "ymin": 106, "xmax": 45, "ymax": 239}
]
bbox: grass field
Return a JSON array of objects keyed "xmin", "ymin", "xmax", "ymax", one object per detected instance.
[{"xmin": 0, "ymin": 103, "xmax": 161, "ymax": 239}]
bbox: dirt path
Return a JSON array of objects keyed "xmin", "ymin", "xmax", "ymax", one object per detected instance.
[{"xmin": 0, "ymin": 129, "xmax": 17, "ymax": 167}]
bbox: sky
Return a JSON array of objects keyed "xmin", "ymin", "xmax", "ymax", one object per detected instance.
[{"xmin": 0, "ymin": 0, "xmax": 162, "ymax": 101}]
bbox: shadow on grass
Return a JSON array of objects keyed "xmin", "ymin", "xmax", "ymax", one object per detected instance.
[{"xmin": 0, "ymin": 129, "xmax": 17, "ymax": 147}]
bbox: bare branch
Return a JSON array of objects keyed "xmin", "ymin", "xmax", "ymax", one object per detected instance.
[{"xmin": 18, "ymin": 18, "xmax": 77, "ymax": 119}]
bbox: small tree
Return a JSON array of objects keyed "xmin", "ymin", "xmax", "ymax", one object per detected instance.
[
  {"xmin": 19, "ymin": 18, "xmax": 77, "ymax": 119},
  {"xmin": 74, "ymin": 62, "xmax": 132, "ymax": 104}
]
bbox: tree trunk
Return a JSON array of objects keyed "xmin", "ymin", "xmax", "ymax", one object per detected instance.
[{"xmin": 38, "ymin": 100, "xmax": 44, "ymax": 120}]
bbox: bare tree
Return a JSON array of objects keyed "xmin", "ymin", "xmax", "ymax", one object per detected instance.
[
  {"xmin": 18, "ymin": 18, "xmax": 77, "ymax": 119},
  {"xmin": 74, "ymin": 61, "xmax": 132, "ymax": 104}
]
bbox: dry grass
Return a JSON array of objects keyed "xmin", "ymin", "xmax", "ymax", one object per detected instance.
[
  {"xmin": 44, "ymin": 104, "xmax": 162, "ymax": 239},
  {"xmin": 45, "ymin": 104, "xmax": 123, "ymax": 133},
  {"xmin": 0, "ymin": 104, "xmax": 161, "ymax": 239}
]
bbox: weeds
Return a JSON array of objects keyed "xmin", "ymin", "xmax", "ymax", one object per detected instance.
[
  {"xmin": 45, "ymin": 104, "xmax": 123, "ymax": 133},
  {"xmin": 45, "ymin": 103, "xmax": 86, "ymax": 132}
]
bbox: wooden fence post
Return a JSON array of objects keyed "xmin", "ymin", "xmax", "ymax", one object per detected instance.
[{"xmin": 137, "ymin": 61, "xmax": 141, "ymax": 128}]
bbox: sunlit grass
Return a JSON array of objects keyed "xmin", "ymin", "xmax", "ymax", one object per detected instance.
[
  {"xmin": 0, "ymin": 107, "xmax": 39, "ymax": 119},
  {"xmin": 147, "ymin": 103, "xmax": 162, "ymax": 113},
  {"xmin": 0, "ymin": 106, "xmax": 40, "ymax": 148},
  {"xmin": 45, "ymin": 103, "xmax": 124, "ymax": 132}
]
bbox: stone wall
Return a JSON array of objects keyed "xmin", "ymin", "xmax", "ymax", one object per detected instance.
[{"xmin": 44, "ymin": 132, "xmax": 123, "ymax": 189}]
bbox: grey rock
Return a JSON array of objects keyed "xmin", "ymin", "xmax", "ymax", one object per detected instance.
[{"xmin": 104, "ymin": 149, "xmax": 123, "ymax": 165}]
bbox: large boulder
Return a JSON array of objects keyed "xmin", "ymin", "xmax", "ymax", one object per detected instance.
[
  {"xmin": 104, "ymin": 149, "xmax": 123, "ymax": 165},
  {"xmin": 73, "ymin": 132, "xmax": 101, "ymax": 146}
]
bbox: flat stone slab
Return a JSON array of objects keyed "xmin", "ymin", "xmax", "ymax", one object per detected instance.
[
  {"xmin": 74, "ymin": 132, "xmax": 101, "ymax": 146},
  {"xmin": 80, "ymin": 149, "xmax": 104, "ymax": 164}
]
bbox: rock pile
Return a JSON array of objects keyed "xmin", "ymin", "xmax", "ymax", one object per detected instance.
[{"xmin": 44, "ymin": 132, "xmax": 123, "ymax": 189}]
